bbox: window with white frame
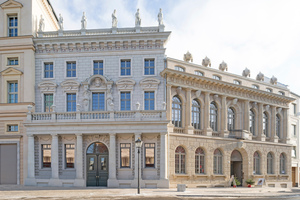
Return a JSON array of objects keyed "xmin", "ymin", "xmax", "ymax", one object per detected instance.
[
  {"xmin": 42, "ymin": 144, "xmax": 51, "ymax": 168},
  {"xmin": 172, "ymin": 96, "xmax": 182, "ymax": 127},
  {"xmin": 44, "ymin": 62, "xmax": 54, "ymax": 78},
  {"xmin": 144, "ymin": 143, "xmax": 155, "ymax": 168},
  {"xmin": 7, "ymin": 124, "xmax": 18, "ymax": 132},
  {"xmin": 233, "ymin": 80, "xmax": 241, "ymax": 85},
  {"xmin": 213, "ymin": 149, "xmax": 222, "ymax": 174},
  {"xmin": 120, "ymin": 92, "xmax": 131, "ymax": 110},
  {"xmin": 267, "ymin": 152, "xmax": 273, "ymax": 174},
  {"xmin": 8, "ymin": 15, "xmax": 18, "ymax": 37},
  {"xmin": 67, "ymin": 93, "xmax": 76, "ymax": 112},
  {"xmin": 175, "ymin": 66, "xmax": 185, "ymax": 72},
  {"xmin": 8, "ymin": 82, "xmax": 18, "ymax": 103},
  {"xmin": 8, "ymin": 57, "xmax": 18, "ymax": 65},
  {"xmin": 280, "ymin": 153, "xmax": 286, "ymax": 174},
  {"xmin": 44, "ymin": 94, "xmax": 53, "ymax": 112},
  {"xmin": 292, "ymin": 124, "xmax": 297, "ymax": 137},
  {"xmin": 66, "ymin": 62, "xmax": 76, "ymax": 77},
  {"xmin": 65, "ymin": 144, "xmax": 75, "ymax": 168},
  {"xmin": 120, "ymin": 60, "xmax": 131, "ymax": 76},
  {"xmin": 250, "ymin": 109, "xmax": 255, "ymax": 135},
  {"xmin": 92, "ymin": 93, "xmax": 105, "ymax": 111},
  {"xmin": 93, "ymin": 61, "xmax": 103, "ymax": 75},
  {"xmin": 144, "ymin": 91, "xmax": 155, "ymax": 110},
  {"xmin": 194, "ymin": 71, "xmax": 204, "ymax": 76},
  {"xmin": 175, "ymin": 146, "xmax": 186, "ymax": 174},
  {"xmin": 293, "ymin": 103, "xmax": 297, "ymax": 115},
  {"xmin": 278, "ymin": 91, "xmax": 285, "ymax": 95},
  {"xmin": 120, "ymin": 143, "xmax": 131, "ymax": 168},
  {"xmin": 210, "ymin": 102, "xmax": 218, "ymax": 131},
  {"xmin": 144, "ymin": 59, "xmax": 155, "ymax": 75},
  {"xmin": 252, "ymin": 85, "xmax": 259, "ymax": 89},
  {"xmin": 213, "ymin": 75, "xmax": 221, "ymax": 80},
  {"xmin": 192, "ymin": 99, "xmax": 201, "ymax": 129},
  {"xmin": 195, "ymin": 147, "xmax": 205, "ymax": 174},
  {"xmin": 266, "ymin": 88, "xmax": 272, "ymax": 93},
  {"xmin": 292, "ymin": 146, "xmax": 296, "ymax": 158},
  {"xmin": 253, "ymin": 151, "xmax": 260, "ymax": 174}
]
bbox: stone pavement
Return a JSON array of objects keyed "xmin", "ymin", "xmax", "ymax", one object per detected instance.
[{"xmin": 1, "ymin": 185, "xmax": 300, "ymax": 199}]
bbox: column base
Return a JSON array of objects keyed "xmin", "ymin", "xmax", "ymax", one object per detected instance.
[
  {"xmin": 74, "ymin": 178, "xmax": 85, "ymax": 187},
  {"xmin": 270, "ymin": 136, "xmax": 279, "ymax": 143},
  {"xmin": 258, "ymin": 134, "xmax": 266, "ymax": 141},
  {"xmin": 49, "ymin": 178, "xmax": 62, "ymax": 186},
  {"xmin": 107, "ymin": 178, "xmax": 119, "ymax": 188},
  {"xmin": 24, "ymin": 178, "xmax": 36, "ymax": 186},
  {"xmin": 157, "ymin": 178, "xmax": 169, "ymax": 188},
  {"xmin": 221, "ymin": 130, "xmax": 229, "ymax": 138},
  {"xmin": 204, "ymin": 128, "xmax": 213, "ymax": 136},
  {"xmin": 186, "ymin": 126, "xmax": 194, "ymax": 134}
]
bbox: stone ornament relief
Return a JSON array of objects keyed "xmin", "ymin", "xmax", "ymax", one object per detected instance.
[
  {"xmin": 60, "ymin": 80, "xmax": 80, "ymax": 93},
  {"xmin": 84, "ymin": 134, "xmax": 110, "ymax": 149},
  {"xmin": 116, "ymin": 78, "xmax": 136, "ymax": 90},
  {"xmin": 38, "ymin": 81, "xmax": 57, "ymax": 93},
  {"xmin": 139, "ymin": 77, "xmax": 160, "ymax": 90}
]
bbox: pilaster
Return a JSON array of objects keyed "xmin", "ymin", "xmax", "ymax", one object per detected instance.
[
  {"xmin": 49, "ymin": 134, "xmax": 61, "ymax": 186},
  {"xmin": 221, "ymin": 95, "xmax": 228, "ymax": 137},
  {"xmin": 185, "ymin": 88, "xmax": 193, "ymax": 134},
  {"xmin": 257, "ymin": 103, "xmax": 266, "ymax": 141},
  {"xmin": 108, "ymin": 133, "xmax": 118, "ymax": 187},
  {"xmin": 24, "ymin": 134, "xmax": 36, "ymax": 186},
  {"xmin": 166, "ymin": 85, "xmax": 172, "ymax": 121},
  {"xmin": 203, "ymin": 92, "xmax": 212, "ymax": 136},
  {"xmin": 270, "ymin": 106, "xmax": 278, "ymax": 142},
  {"xmin": 74, "ymin": 133, "xmax": 84, "ymax": 186}
]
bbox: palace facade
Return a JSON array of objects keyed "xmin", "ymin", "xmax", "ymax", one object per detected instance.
[{"xmin": 0, "ymin": 0, "xmax": 298, "ymax": 188}]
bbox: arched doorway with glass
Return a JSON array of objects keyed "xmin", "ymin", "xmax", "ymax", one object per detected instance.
[
  {"xmin": 230, "ymin": 150, "xmax": 243, "ymax": 186},
  {"xmin": 86, "ymin": 142, "xmax": 109, "ymax": 187}
]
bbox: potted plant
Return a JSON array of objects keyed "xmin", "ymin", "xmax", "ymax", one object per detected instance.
[
  {"xmin": 245, "ymin": 179, "xmax": 255, "ymax": 187},
  {"xmin": 231, "ymin": 177, "xmax": 241, "ymax": 187}
]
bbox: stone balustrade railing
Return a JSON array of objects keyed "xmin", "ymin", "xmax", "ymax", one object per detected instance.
[{"xmin": 27, "ymin": 110, "xmax": 166, "ymax": 122}]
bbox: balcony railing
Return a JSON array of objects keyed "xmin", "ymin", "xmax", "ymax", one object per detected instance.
[
  {"xmin": 28, "ymin": 110, "xmax": 166, "ymax": 122},
  {"xmin": 228, "ymin": 130, "xmax": 250, "ymax": 140}
]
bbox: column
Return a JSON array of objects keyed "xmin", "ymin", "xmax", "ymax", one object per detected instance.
[
  {"xmin": 244, "ymin": 100, "xmax": 250, "ymax": 132},
  {"xmin": 76, "ymin": 134, "xmax": 83, "ymax": 179},
  {"xmin": 185, "ymin": 88, "xmax": 193, "ymax": 134},
  {"xmin": 49, "ymin": 134, "xmax": 60, "ymax": 186},
  {"xmin": 25, "ymin": 134, "xmax": 36, "ymax": 185},
  {"xmin": 203, "ymin": 92, "xmax": 212, "ymax": 136},
  {"xmin": 283, "ymin": 108, "xmax": 290, "ymax": 143},
  {"xmin": 160, "ymin": 133, "xmax": 167, "ymax": 179},
  {"xmin": 221, "ymin": 96, "xmax": 228, "ymax": 137},
  {"xmin": 166, "ymin": 85, "xmax": 172, "ymax": 121},
  {"xmin": 257, "ymin": 103, "xmax": 265, "ymax": 141},
  {"xmin": 109, "ymin": 133, "xmax": 116, "ymax": 179},
  {"xmin": 270, "ymin": 106, "xmax": 278, "ymax": 142},
  {"xmin": 134, "ymin": 132, "xmax": 141, "ymax": 180}
]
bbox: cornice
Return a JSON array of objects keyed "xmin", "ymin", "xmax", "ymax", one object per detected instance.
[{"xmin": 161, "ymin": 68, "xmax": 295, "ymax": 107}]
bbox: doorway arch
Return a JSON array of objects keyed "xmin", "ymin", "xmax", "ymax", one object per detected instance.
[
  {"xmin": 86, "ymin": 142, "xmax": 109, "ymax": 186},
  {"xmin": 230, "ymin": 150, "xmax": 243, "ymax": 186}
]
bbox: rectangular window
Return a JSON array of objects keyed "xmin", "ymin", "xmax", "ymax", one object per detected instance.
[
  {"xmin": 144, "ymin": 59, "xmax": 155, "ymax": 75},
  {"xmin": 65, "ymin": 144, "xmax": 75, "ymax": 168},
  {"xmin": 120, "ymin": 143, "xmax": 131, "ymax": 168},
  {"xmin": 292, "ymin": 146, "xmax": 296, "ymax": 158},
  {"xmin": 120, "ymin": 60, "xmax": 131, "ymax": 76},
  {"xmin": 92, "ymin": 93, "xmax": 105, "ymax": 111},
  {"xmin": 67, "ymin": 93, "xmax": 76, "ymax": 112},
  {"xmin": 44, "ymin": 94, "xmax": 53, "ymax": 112},
  {"xmin": 8, "ymin": 16, "xmax": 18, "ymax": 37},
  {"xmin": 44, "ymin": 62, "xmax": 54, "ymax": 78},
  {"xmin": 293, "ymin": 104, "xmax": 297, "ymax": 115},
  {"xmin": 8, "ymin": 82, "xmax": 18, "ymax": 103},
  {"xmin": 293, "ymin": 124, "xmax": 297, "ymax": 136},
  {"xmin": 7, "ymin": 125, "xmax": 18, "ymax": 132},
  {"xmin": 93, "ymin": 61, "xmax": 103, "ymax": 75},
  {"xmin": 144, "ymin": 91, "xmax": 155, "ymax": 110},
  {"xmin": 145, "ymin": 143, "xmax": 155, "ymax": 168},
  {"xmin": 8, "ymin": 57, "xmax": 18, "ymax": 65},
  {"xmin": 66, "ymin": 62, "xmax": 76, "ymax": 77},
  {"xmin": 120, "ymin": 92, "xmax": 131, "ymax": 111},
  {"xmin": 42, "ymin": 144, "xmax": 51, "ymax": 168}
]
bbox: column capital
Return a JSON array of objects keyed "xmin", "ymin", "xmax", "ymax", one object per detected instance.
[
  {"xmin": 51, "ymin": 133, "xmax": 58, "ymax": 137},
  {"xmin": 221, "ymin": 95, "xmax": 227, "ymax": 99},
  {"xmin": 109, "ymin": 133, "xmax": 116, "ymax": 137},
  {"xmin": 160, "ymin": 132, "xmax": 168, "ymax": 136},
  {"xmin": 27, "ymin": 134, "xmax": 34, "ymax": 138},
  {"xmin": 75, "ymin": 133, "xmax": 82, "ymax": 137},
  {"xmin": 185, "ymin": 88, "xmax": 192, "ymax": 92}
]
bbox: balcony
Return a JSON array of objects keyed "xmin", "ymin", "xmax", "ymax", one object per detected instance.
[
  {"xmin": 27, "ymin": 110, "xmax": 166, "ymax": 123},
  {"xmin": 228, "ymin": 130, "xmax": 251, "ymax": 140}
]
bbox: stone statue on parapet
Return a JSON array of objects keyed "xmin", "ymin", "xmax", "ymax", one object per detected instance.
[
  {"xmin": 58, "ymin": 14, "xmax": 63, "ymax": 30},
  {"xmin": 219, "ymin": 61, "xmax": 228, "ymax": 71},
  {"xmin": 135, "ymin": 9, "xmax": 141, "ymax": 27},
  {"xmin": 256, "ymin": 72, "xmax": 264, "ymax": 81},
  {"xmin": 112, "ymin": 9, "xmax": 118, "ymax": 28},
  {"xmin": 158, "ymin": 8, "xmax": 163, "ymax": 25},
  {"xmin": 38, "ymin": 15, "xmax": 45, "ymax": 32},
  {"xmin": 202, "ymin": 56, "xmax": 211, "ymax": 67},
  {"xmin": 81, "ymin": 12, "xmax": 87, "ymax": 29},
  {"xmin": 242, "ymin": 68, "xmax": 250, "ymax": 77},
  {"xmin": 270, "ymin": 76, "xmax": 277, "ymax": 85},
  {"xmin": 183, "ymin": 51, "xmax": 193, "ymax": 62}
]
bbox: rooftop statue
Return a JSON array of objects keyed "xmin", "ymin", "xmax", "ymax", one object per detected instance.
[
  {"xmin": 81, "ymin": 12, "xmax": 87, "ymax": 29},
  {"xmin": 202, "ymin": 56, "xmax": 211, "ymax": 67},
  {"xmin": 242, "ymin": 68, "xmax": 250, "ymax": 77},
  {"xmin": 256, "ymin": 72, "xmax": 264, "ymax": 81},
  {"xmin": 219, "ymin": 61, "xmax": 228, "ymax": 71},
  {"xmin": 38, "ymin": 15, "xmax": 45, "ymax": 32},
  {"xmin": 158, "ymin": 8, "xmax": 163, "ymax": 25},
  {"xmin": 135, "ymin": 9, "xmax": 141, "ymax": 27},
  {"xmin": 112, "ymin": 9, "xmax": 117, "ymax": 28},
  {"xmin": 58, "ymin": 14, "xmax": 63, "ymax": 30},
  {"xmin": 183, "ymin": 51, "xmax": 193, "ymax": 62},
  {"xmin": 270, "ymin": 76, "xmax": 277, "ymax": 85}
]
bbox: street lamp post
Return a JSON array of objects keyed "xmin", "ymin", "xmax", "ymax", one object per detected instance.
[{"xmin": 135, "ymin": 138, "xmax": 143, "ymax": 194}]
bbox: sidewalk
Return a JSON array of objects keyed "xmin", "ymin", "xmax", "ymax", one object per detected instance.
[{"xmin": 0, "ymin": 185, "xmax": 300, "ymax": 199}]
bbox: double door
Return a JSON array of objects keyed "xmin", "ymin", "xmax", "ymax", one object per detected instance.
[{"xmin": 86, "ymin": 155, "xmax": 108, "ymax": 186}]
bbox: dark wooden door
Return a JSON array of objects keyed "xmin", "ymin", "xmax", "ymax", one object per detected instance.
[{"xmin": 86, "ymin": 155, "xmax": 108, "ymax": 186}]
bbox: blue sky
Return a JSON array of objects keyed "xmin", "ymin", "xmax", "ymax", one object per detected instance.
[{"xmin": 50, "ymin": 0, "xmax": 300, "ymax": 95}]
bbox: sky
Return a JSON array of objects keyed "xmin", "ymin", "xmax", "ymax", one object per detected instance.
[{"xmin": 50, "ymin": 0, "xmax": 300, "ymax": 95}]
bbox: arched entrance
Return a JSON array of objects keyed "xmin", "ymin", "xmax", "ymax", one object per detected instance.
[
  {"xmin": 86, "ymin": 142, "xmax": 109, "ymax": 186},
  {"xmin": 230, "ymin": 150, "xmax": 243, "ymax": 186}
]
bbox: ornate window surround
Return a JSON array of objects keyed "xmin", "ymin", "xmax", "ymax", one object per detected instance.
[
  {"xmin": 139, "ymin": 77, "xmax": 160, "ymax": 110},
  {"xmin": 60, "ymin": 80, "xmax": 80, "ymax": 112},
  {"xmin": 116, "ymin": 78, "xmax": 135, "ymax": 111},
  {"xmin": 38, "ymin": 81, "xmax": 57, "ymax": 112},
  {"xmin": 0, "ymin": 67, "xmax": 22, "ymax": 103}
]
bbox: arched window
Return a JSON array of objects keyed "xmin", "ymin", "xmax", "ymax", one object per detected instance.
[
  {"xmin": 213, "ymin": 149, "xmax": 222, "ymax": 174},
  {"xmin": 267, "ymin": 152, "xmax": 273, "ymax": 174},
  {"xmin": 175, "ymin": 66, "xmax": 185, "ymax": 72},
  {"xmin": 175, "ymin": 146, "xmax": 186, "ymax": 174},
  {"xmin": 280, "ymin": 153, "xmax": 286, "ymax": 174},
  {"xmin": 192, "ymin": 99, "xmax": 201, "ymax": 129},
  {"xmin": 210, "ymin": 102, "xmax": 218, "ymax": 131},
  {"xmin": 276, "ymin": 114, "xmax": 280, "ymax": 138},
  {"xmin": 250, "ymin": 109, "xmax": 255, "ymax": 135},
  {"xmin": 172, "ymin": 96, "xmax": 182, "ymax": 127},
  {"xmin": 227, "ymin": 107, "xmax": 235, "ymax": 131},
  {"xmin": 195, "ymin": 147, "xmax": 205, "ymax": 174},
  {"xmin": 253, "ymin": 151, "xmax": 260, "ymax": 174},
  {"xmin": 263, "ymin": 112, "xmax": 269, "ymax": 137}
]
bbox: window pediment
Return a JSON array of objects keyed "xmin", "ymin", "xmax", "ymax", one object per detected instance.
[
  {"xmin": 83, "ymin": 74, "xmax": 113, "ymax": 91},
  {"xmin": 60, "ymin": 80, "xmax": 80, "ymax": 93},
  {"xmin": 0, "ymin": 0, "xmax": 23, "ymax": 9},
  {"xmin": 38, "ymin": 81, "xmax": 57, "ymax": 93},
  {"xmin": 116, "ymin": 78, "xmax": 136, "ymax": 91},
  {"xmin": 139, "ymin": 77, "xmax": 160, "ymax": 90},
  {"xmin": 0, "ymin": 67, "xmax": 23, "ymax": 76}
]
